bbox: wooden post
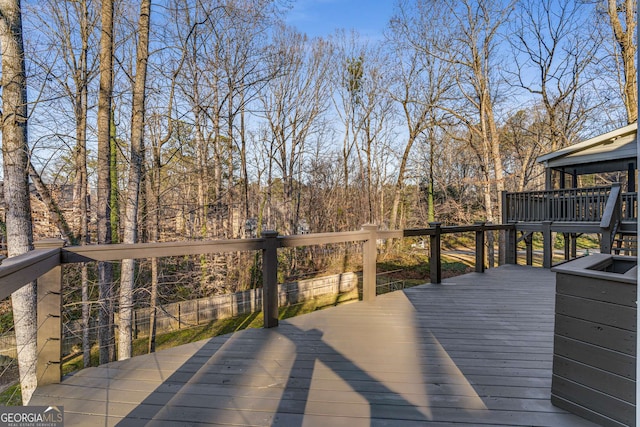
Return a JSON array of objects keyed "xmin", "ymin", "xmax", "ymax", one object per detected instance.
[
  {"xmin": 499, "ymin": 191, "xmax": 508, "ymax": 265},
  {"xmin": 34, "ymin": 239, "xmax": 64, "ymax": 386},
  {"xmin": 599, "ymin": 183, "xmax": 621, "ymax": 255},
  {"xmin": 525, "ymin": 233, "xmax": 533, "ymax": 266},
  {"xmin": 429, "ymin": 222, "xmax": 442, "ymax": 284},
  {"xmin": 563, "ymin": 233, "xmax": 570, "ymax": 260},
  {"xmin": 570, "ymin": 233, "xmax": 577, "ymax": 258},
  {"xmin": 501, "ymin": 191, "xmax": 509, "ymax": 224},
  {"xmin": 505, "ymin": 226, "xmax": 517, "ymax": 264},
  {"xmin": 261, "ymin": 230, "xmax": 279, "ymax": 328},
  {"xmin": 475, "ymin": 222, "xmax": 485, "ymax": 273},
  {"xmin": 362, "ymin": 224, "xmax": 378, "ymax": 301},
  {"xmin": 133, "ymin": 311, "xmax": 137, "ymax": 339},
  {"xmin": 542, "ymin": 221, "xmax": 553, "ymax": 268}
]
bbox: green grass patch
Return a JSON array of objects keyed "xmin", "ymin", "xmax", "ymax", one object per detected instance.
[
  {"xmin": 0, "ymin": 384, "xmax": 21, "ymax": 406},
  {"xmin": 60, "ymin": 288, "xmax": 360, "ymax": 381},
  {"xmin": 442, "ymin": 260, "xmax": 471, "ymax": 274}
]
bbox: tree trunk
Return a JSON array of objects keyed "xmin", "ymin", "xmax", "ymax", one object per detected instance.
[
  {"xmin": 426, "ymin": 127, "xmax": 436, "ymax": 222},
  {"xmin": 110, "ymin": 113, "xmax": 119, "ymax": 243},
  {"xmin": 607, "ymin": 0, "xmax": 637, "ymax": 124},
  {"xmin": 118, "ymin": 0, "xmax": 151, "ymax": 361},
  {"xmin": 77, "ymin": 0, "xmax": 92, "ymax": 368},
  {"xmin": 390, "ymin": 132, "xmax": 417, "ymax": 230},
  {"xmin": 97, "ymin": 0, "xmax": 115, "ymax": 365},
  {"xmin": 81, "ymin": 265, "xmax": 91, "ymax": 367},
  {"xmin": 0, "ymin": 0, "xmax": 37, "ymax": 404}
]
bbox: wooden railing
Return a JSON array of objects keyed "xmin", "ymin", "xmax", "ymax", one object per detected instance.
[
  {"xmin": 621, "ymin": 191, "xmax": 637, "ymax": 220},
  {"xmin": 599, "ymin": 184, "xmax": 622, "ymax": 254},
  {"xmin": 504, "ymin": 183, "xmax": 636, "ymax": 269},
  {"xmin": 503, "ymin": 186, "xmax": 613, "ymax": 223},
  {"xmin": 0, "ymin": 222, "xmax": 516, "ymax": 387}
]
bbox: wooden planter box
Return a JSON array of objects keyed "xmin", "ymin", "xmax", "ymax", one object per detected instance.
[{"xmin": 551, "ymin": 254, "xmax": 636, "ymax": 427}]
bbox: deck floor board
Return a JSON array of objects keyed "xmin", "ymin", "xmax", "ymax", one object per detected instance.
[{"xmin": 31, "ymin": 265, "xmax": 598, "ymax": 426}]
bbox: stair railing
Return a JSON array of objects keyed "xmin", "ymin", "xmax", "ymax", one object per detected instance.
[{"xmin": 599, "ymin": 183, "xmax": 622, "ymax": 254}]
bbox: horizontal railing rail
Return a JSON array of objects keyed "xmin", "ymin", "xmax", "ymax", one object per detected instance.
[
  {"xmin": 0, "ymin": 222, "xmax": 517, "ymax": 387},
  {"xmin": 0, "ymin": 246, "xmax": 61, "ymax": 300},
  {"xmin": 62, "ymin": 237, "xmax": 266, "ymax": 263}
]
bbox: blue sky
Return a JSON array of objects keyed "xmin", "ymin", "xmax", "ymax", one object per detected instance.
[{"xmin": 285, "ymin": 0, "xmax": 396, "ymax": 39}]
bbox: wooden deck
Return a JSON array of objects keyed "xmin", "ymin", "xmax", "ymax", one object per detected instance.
[{"xmin": 31, "ymin": 265, "xmax": 598, "ymax": 426}]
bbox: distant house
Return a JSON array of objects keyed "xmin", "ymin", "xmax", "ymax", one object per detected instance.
[{"xmin": 0, "ymin": 182, "xmax": 76, "ymax": 244}]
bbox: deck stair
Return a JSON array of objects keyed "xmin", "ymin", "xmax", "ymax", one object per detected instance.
[{"xmin": 613, "ymin": 229, "xmax": 637, "ymax": 256}]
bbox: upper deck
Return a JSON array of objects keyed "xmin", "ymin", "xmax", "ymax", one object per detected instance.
[{"xmin": 31, "ymin": 265, "xmax": 597, "ymax": 426}]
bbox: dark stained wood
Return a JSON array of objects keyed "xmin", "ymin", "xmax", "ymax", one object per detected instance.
[
  {"xmin": 552, "ymin": 258, "xmax": 636, "ymax": 426},
  {"xmin": 557, "ymin": 274, "xmax": 636, "ymax": 307},
  {"xmin": 553, "ymin": 356, "xmax": 634, "ymax": 403},
  {"xmin": 555, "ymin": 294, "xmax": 636, "ymax": 330},
  {"xmin": 554, "ymin": 315, "xmax": 635, "ymax": 354},
  {"xmin": 554, "ymin": 336, "xmax": 635, "ymax": 379},
  {"xmin": 31, "ymin": 266, "xmax": 599, "ymax": 426},
  {"xmin": 261, "ymin": 230, "xmax": 279, "ymax": 328},
  {"xmin": 599, "ymin": 183, "xmax": 621, "ymax": 230},
  {"xmin": 504, "ymin": 186, "xmax": 613, "ymax": 223},
  {"xmin": 475, "ymin": 222, "xmax": 485, "ymax": 273},
  {"xmin": 552, "ymin": 377, "xmax": 633, "ymax": 427},
  {"xmin": 429, "ymin": 222, "xmax": 442, "ymax": 284}
]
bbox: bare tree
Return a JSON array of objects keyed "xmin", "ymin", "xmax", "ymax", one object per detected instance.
[
  {"xmin": 118, "ymin": 0, "xmax": 151, "ymax": 361},
  {"xmin": 332, "ymin": 33, "xmax": 393, "ymax": 226},
  {"xmin": 27, "ymin": 0, "xmax": 99, "ymax": 367},
  {"xmin": 387, "ymin": 0, "xmax": 455, "ymax": 227},
  {"xmin": 261, "ymin": 26, "xmax": 332, "ymax": 234},
  {"xmin": 501, "ymin": 107, "xmax": 548, "ymax": 192},
  {"xmin": 510, "ymin": 0, "xmax": 599, "ymax": 152},
  {"xmin": 331, "ymin": 32, "xmax": 366, "ymax": 225},
  {"xmin": 0, "ymin": 0, "xmax": 37, "ymax": 404},
  {"xmin": 97, "ymin": 0, "xmax": 115, "ymax": 364},
  {"xmin": 605, "ymin": 0, "xmax": 637, "ymax": 123}
]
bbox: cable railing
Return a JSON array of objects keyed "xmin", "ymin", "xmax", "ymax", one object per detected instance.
[{"xmin": 0, "ymin": 222, "xmax": 517, "ymax": 387}]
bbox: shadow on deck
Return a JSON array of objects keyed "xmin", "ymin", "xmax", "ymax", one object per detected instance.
[{"xmin": 31, "ymin": 265, "xmax": 597, "ymax": 426}]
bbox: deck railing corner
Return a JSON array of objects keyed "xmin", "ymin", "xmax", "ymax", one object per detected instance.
[{"xmin": 33, "ymin": 238, "xmax": 65, "ymax": 386}]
